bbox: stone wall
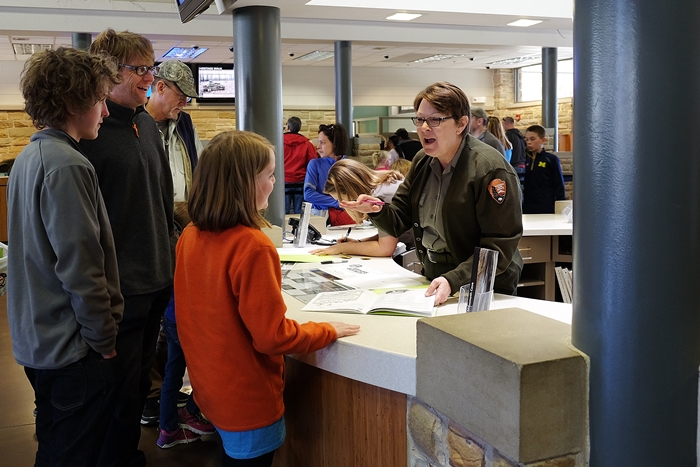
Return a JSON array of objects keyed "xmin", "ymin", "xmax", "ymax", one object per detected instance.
[
  {"xmin": 408, "ymin": 397, "xmax": 583, "ymax": 467},
  {"xmin": 491, "ymin": 69, "xmax": 573, "ymax": 138},
  {"xmin": 0, "ymin": 111, "xmax": 34, "ymax": 160},
  {"xmin": 0, "ymin": 107, "xmax": 337, "ymax": 160}
]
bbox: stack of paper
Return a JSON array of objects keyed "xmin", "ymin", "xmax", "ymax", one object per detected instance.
[{"xmin": 555, "ymin": 266, "xmax": 573, "ymax": 303}]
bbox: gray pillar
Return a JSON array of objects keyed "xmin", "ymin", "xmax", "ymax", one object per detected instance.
[
  {"xmin": 72, "ymin": 33, "xmax": 91, "ymax": 51},
  {"xmin": 232, "ymin": 6, "xmax": 284, "ymax": 227},
  {"xmin": 334, "ymin": 41, "xmax": 353, "ymax": 139},
  {"xmin": 572, "ymin": 1, "xmax": 700, "ymax": 465},
  {"xmin": 541, "ymin": 47, "xmax": 558, "ymax": 151}
]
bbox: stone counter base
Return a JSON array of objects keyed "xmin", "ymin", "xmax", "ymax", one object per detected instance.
[{"xmin": 408, "ymin": 397, "xmax": 582, "ymax": 467}]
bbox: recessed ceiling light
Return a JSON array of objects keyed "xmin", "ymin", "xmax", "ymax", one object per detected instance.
[
  {"xmin": 489, "ymin": 55, "xmax": 540, "ymax": 66},
  {"xmin": 162, "ymin": 47, "xmax": 208, "ymax": 59},
  {"xmin": 386, "ymin": 13, "xmax": 421, "ymax": 21},
  {"xmin": 294, "ymin": 51, "xmax": 334, "ymax": 62},
  {"xmin": 507, "ymin": 19, "xmax": 543, "ymax": 27},
  {"xmin": 412, "ymin": 54, "xmax": 468, "ymax": 63},
  {"xmin": 13, "ymin": 43, "xmax": 52, "ymax": 55},
  {"xmin": 305, "ymin": 1, "xmax": 572, "ymax": 20}
]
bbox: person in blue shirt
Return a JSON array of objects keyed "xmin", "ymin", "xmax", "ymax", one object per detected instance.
[
  {"xmin": 523, "ymin": 124, "xmax": 566, "ymax": 214},
  {"xmin": 303, "ymin": 122, "xmax": 354, "ymax": 225}
]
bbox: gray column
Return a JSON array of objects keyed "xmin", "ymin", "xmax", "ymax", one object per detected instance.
[
  {"xmin": 232, "ymin": 6, "xmax": 284, "ymax": 227},
  {"xmin": 72, "ymin": 33, "xmax": 91, "ymax": 51},
  {"xmin": 541, "ymin": 47, "xmax": 558, "ymax": 151},
  {"xmin": 572, "ymin": 1, "xmax": 700, "ymax": 465},
  {"xmin": 334, "ymin": 41, "xmax": 353, "ymax": 138}
]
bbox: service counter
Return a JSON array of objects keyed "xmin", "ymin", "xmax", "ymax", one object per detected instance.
[{"xmin": 275, "ymin": 219, "xmax": 586, "ymax": 467}]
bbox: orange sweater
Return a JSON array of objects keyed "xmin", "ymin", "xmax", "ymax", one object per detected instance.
[{"xmin": 175, "ymin": 224, "xmax": 337, "ymax": 431}]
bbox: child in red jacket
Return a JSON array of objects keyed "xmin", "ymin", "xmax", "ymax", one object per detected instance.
[{"xmin": 175, "ymin": 130, "xmax": 360, "ymax": 467}]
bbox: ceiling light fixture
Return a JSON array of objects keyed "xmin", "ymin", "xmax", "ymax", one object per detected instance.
[
  {"xmin": 294, "ymin": 51, "xmax": 335, "ymax": 62},
  {"xmin": 13, "ymin": 43, "xmax": 52, "ymax": 55},
  {"xmin": 386, "ymin": 13, "xmax": 421, "ymax": 21},
  {"xmin": 412, "ymin": 54, "xmax": 468, "ymax": 64},
  {"xmin": 507, "ymin": 19, "xmax": 543, "ymax": 27},
  {"xmin": 489, "ymin": 55, "xmax": 540, "ymax": 66},
  {"xmin": 162, "ymin": 47, "xmax": 208, "ymax": 59},
  {"xmin": 305, "ymin": 0, "xmax": 572, "ymax": 20}
]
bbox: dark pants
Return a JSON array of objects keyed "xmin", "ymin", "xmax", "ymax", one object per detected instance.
[
  {"xmin": 159, "ymin": 316, "xmax": 199, "ymax": 431},
  {"xmin": 27, "ymin": 350, "xmax": 121, "ymax": 467},
  {"xmin": 97, "ymin": 286, "xmax": 173, "ymax": 467},
  {"xmin": 222, "ymin": 451, "xmax": 275, "ymax": 467},
  {"xmin": 284, "ymin": 183, "xmax": 304, "ymax": 214}
]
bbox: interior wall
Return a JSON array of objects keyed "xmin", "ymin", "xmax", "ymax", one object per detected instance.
[
  {"xmin": 281, "ymin": 66, "xmax": 495, "ymax": 108},
  {"xmin": 1, "ymin": 58, "xmax": 494, "ymax": 108}
]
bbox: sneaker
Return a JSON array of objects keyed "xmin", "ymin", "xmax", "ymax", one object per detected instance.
[
  {"xmin": 156, "ymin": 427, "xmax": 201, "ymax": 449},
  {"xmin": 140, "ymin": 397, "xmax": 160, "ymax": 427},
  {"xmin": 178, "ymin": 407, "xmax": 216, "ymax": 435}
]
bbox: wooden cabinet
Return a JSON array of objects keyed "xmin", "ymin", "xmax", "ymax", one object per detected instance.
[{"xmin": 517, "ymin": 235, "xmax": 570, "ymax": 301}]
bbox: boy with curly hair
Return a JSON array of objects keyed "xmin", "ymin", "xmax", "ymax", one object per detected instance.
[{"xmin": 7, "ymin": 46, "xmax": 123, "ymax": 466}]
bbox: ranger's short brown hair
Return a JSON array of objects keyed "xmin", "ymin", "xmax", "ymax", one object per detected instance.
[
  {"xmin": 21, "ymin": 47, "xmax": 120, "ymax": 130},
  {"xmin": 413, "ymin": 81, "xmax": 471, "ymax": 134}
]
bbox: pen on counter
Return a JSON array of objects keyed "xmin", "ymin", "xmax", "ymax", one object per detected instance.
[
  {"xmin": 320, "ymin": 259, "xmax": 348, "ymax": 264},
  {"xmin": 361, "ymin": 199, "xmax": 386, "ymax": 205},
  {"xmin": 344, "ymin": 227, "xmax": 352, "ymax": 241}
]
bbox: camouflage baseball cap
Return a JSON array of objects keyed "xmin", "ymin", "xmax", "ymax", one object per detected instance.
[
  {"xmin": 155, "ymin": 60, "xmax": 198, "ymax": 98},
  {"xmin": 470, "ymin": 106, "xmax": 488, "ymax": 123}
]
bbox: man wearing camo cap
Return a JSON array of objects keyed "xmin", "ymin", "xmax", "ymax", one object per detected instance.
[{"xmin": 145, "ymin": 60, "xmax": 203, "ymax": 202}]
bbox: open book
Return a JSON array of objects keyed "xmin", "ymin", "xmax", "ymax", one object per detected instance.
[{"xmin": 301, "ymin": 289, "xmax": 436, "ymax": 317}]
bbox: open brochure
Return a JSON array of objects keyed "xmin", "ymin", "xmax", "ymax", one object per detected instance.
[{"xmin": 301, "ymin": 288, "xmax": 436, "ymax": 317}]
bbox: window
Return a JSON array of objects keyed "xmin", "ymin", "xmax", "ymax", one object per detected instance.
[{"xmin": 516, "ymin": 59, "xmax": 573, "ymax": 102}]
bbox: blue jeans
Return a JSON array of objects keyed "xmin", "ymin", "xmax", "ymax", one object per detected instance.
[
  {"xmin": 160, "ymin": 316, "xmax": 199, "ymax": 431},
  {"xmin": 284, "ymin": 183, "xmax": 304, "ymax": 214},
  {"xmin": 97, "ymin": 286, "xmax": 173, "ymax": 467},
  {"xmin": 27, "ymin": 349, "xmax": 121, "ymax": 467}
]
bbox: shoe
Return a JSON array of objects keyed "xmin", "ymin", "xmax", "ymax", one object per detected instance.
[
  {"xmin": 176, "ymin": 391, "xmax": 189, "ymax": 408},
  {"xmin": 140, "ymin": 397, "xmax": 160, "ymax": 427},
  {"xmin": 127, "ymin": 449, "xmax": 147, "ymax": 467},
  {"xmin": 178, "ymin": 407, "xmax": 216, "ymax": 435},
  {"xmin": 156, "ymin": 427, "xmax": 201, "ymax": 449}
]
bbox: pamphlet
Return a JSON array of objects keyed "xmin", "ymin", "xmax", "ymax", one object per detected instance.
[{"xmin": 301, "ymin": 288, "xmax": 436, "ymax": 317}]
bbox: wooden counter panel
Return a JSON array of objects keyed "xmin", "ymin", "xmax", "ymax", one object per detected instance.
[{"xmin": 274, "ymin": 358, "xmax": 407, "ymax": 467}]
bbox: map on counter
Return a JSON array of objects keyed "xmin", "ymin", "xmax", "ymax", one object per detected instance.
[
  {"xmin": 281, "ymin": 267, "xmax": 354, "ymax": 304},
  {"xmin": 281, "ymin": 263, "xmax": 425, "ymax": 304}
]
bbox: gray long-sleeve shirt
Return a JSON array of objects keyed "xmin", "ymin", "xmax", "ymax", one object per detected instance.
[{"xmin": 7, "ymin": 130, "xmax": 123, "ymax": 369}]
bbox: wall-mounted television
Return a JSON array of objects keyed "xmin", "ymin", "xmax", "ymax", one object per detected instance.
[
  {"xmin": 176, "ymin": 0, "xmax": 213, "ymax": 24},
  {"xmin": 194, "ymin": 64, "xmax": 235, "ymax": 104}
]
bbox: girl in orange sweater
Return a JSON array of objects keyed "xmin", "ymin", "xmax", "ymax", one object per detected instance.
[{"xmin": 175, "ymin": 130, "xmax": 359, "ymax": 467}]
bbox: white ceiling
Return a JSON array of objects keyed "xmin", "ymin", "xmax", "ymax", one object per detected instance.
[{"xmin": 0, "ymin": 0, "xmax": 573, "ymax": 69}]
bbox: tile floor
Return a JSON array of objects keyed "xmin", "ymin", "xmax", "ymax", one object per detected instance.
[{"xmin": 0, "ymin": 295, "xmax": 224, "ymax": 466}]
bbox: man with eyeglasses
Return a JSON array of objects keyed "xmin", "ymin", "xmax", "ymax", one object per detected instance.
[
  {"xmin": 145, "ymin": 60, "xmax": 202, "ymax": 202},
  {"xmin": 80, "ymin": 28, "xmax": 175, "ymax": 467}
]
